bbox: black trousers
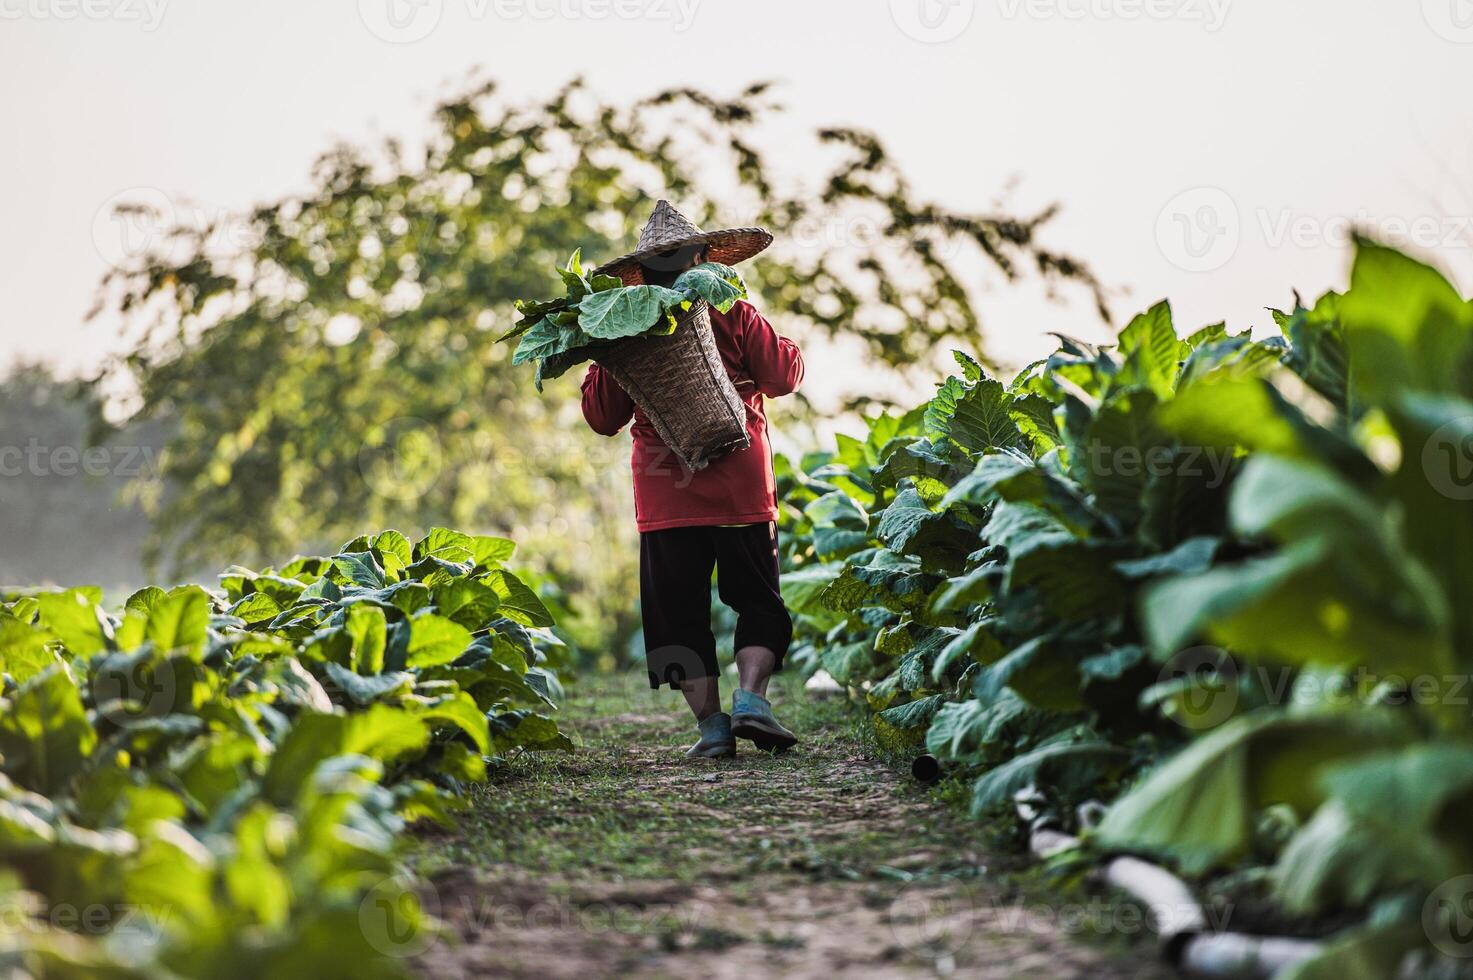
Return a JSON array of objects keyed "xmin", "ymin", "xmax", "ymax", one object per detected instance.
[{"xmin": 640, "ymin": 522, "xmax": 794, "ymax": 689}]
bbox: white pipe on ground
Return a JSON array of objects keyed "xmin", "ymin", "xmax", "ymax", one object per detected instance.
[
  {"xmin": 1026, "ymin": 823, "xmax": 1325, "ymax": 979},
  {"xmin": 1178, "ymin": 932, "xmax": 1324, "ymax": 978}
]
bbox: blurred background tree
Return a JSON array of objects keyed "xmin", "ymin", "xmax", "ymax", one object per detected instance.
[{"xmin": 65, "ymin": 77, "xmax": 1105, "ymax": 653}]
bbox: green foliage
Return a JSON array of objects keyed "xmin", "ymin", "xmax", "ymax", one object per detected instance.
[
  {"xmin": 83, "ymin": 78, "xmax": 1104, "ymax": 662},
  {"xmin": 776, "ymin": 241, "xmax": 1473, "ymax": 973},
  {"xmin": 502, "ymin": 257, "xmax": 747, "ymax": 388},
  {"xmin": 0, "ymin": 527, "xmax": 571, "ymax": 977}
]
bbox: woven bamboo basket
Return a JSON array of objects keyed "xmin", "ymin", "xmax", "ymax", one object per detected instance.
[{"xmin": 596, "ymin": 299, "xmax": 750, "ymax": 471}]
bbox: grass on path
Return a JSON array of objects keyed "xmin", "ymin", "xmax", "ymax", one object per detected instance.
[{"xmin": 407, "ymin": 672, "xmax": 1172, "ymax": 979}]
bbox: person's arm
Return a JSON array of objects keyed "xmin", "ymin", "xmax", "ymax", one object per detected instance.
[
  {"xmin": 740, "ymin": 303, "xmax": 805, "ymax": 397},
  {"xmin": 580, "ymin": 364, "xmax": 636, "ymax": 436}
]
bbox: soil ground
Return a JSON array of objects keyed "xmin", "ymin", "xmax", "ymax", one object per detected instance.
[{"xmin": 407, "ymin": 673, "xmax": 1175, "ymax": 979}]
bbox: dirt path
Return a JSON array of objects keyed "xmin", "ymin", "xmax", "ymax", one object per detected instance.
[{"xmin": 408, "ymin": 678, "xmax": 1172, "ymax": 979}]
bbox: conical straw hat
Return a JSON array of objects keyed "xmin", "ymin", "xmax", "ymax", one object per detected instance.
[{"xmin": 594, "ymin": 200, "xmax": 773, "ymax": 285}]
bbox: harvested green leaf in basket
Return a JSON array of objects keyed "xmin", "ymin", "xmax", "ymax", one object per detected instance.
[{"xmin": 499, "ymin": 249, "xmax": 748, "ymax": 390}]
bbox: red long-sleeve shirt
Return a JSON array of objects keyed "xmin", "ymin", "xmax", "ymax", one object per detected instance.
[{"xmin": 581, "ymin": 300, "xmax": 804, "ymax": 532}]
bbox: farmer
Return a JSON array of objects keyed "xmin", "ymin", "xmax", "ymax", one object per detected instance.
[{"xmin": 580, "ymin": 200, "xmax": 805, "ymax": 760}]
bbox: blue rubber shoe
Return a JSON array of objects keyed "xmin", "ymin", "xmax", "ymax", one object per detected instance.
[
  {"xmin": 731, "ymin": 690, "xmax": 797, "ymax": 754},
  {"xmin": 685, "ymin": 712, "xmax": 736, "ymax": 760}
]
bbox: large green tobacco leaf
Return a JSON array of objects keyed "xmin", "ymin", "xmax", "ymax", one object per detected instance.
[
  {"xmin": 1142, "ymin": 452, "xmax": 1454, "ymax": 676},
  {"xmin": 511, "ymin": 314, "xmax": 583, "ymax": 366},
  {"xmin": 0, "ymin": 618, "xmax": 60, "ymax": 684},
  {"xmin": 876, "ymin": 489, "xmax": 937, "ymax": 554},
  {"xmin": 1110, "ymin": 301, "xmax": 1183, "ymax": 399},
  {"xmin": 1278, "ymin": 920, "xmax": 1431, "ymax": 980},
  {"xmin": 345, "ymin": 604, "xmax": 388, "ymax": 675},
  {"xmin": 820, "ymin": 550, "xmax": 936, "ymax": 614},
  {"xmin": 874, "ymin": 492, "xmax": 976, "ymax": 574},
  {"xmin": 404, "ymin": 613, "xmax": 473, "ymax": 668},
  {"xmin": 1383, "ymin": 394, "xmax": 1473, "ymax": 659},
  {"xmin": 925, "ymin": 376, "xmax": 1027, "ymax": 455},
  {"xmin": 263, "ymin": 706, "xmax": 430, "ymax": 804},
  {"xmin": 487, "ymin": 710, "xmax": 575, "ymax": 754},
  {"xmin": 1319, "ymin": 744, "xmax": 1473, "ymax": 874},
  {"xmin": 1006, "ymin": 540, "xmax": 1126, "ymax": 623},
  {"xmin": 413, "ymin": 691, "xmax": 491, "ymax": 755},
  {"xmin": 1069, "ymin": 387, "xmax": 1168, "ymax": 526},
  {"xmin": 1142, "ymin": 540, "xmax": 1449, "ymax": 677},
  {"xmin": 484, "ymin": 570, "xmax": 554, "ymax": 627},
  {"xmin": 0, "ymin": 666, "xmax": 97, "ymax": 796},
  {"xmin": 1273, "ymin": 800, "xmax": 1423, "ymax": 915},
  {"xmin": 936, "ymin": 448, "xmax": 1090, "ymax": 515},
  {"xmin": 576, "ymin": 284, "xmax": 686, "ymax": 339},
  {"xmin": 971, "ymin": 636, "xmax": 1085, "ymax": 712},
  {"xmin": 970, "ymin": 739, "xmax": 1129, "ymax": 815},
  {"xmin": 877, "ymin": 694, "xmax": 947, "ymax": 729},
  {"xmin": 35, "ymin": 590, "xmax": 109, "ymax": 657},
  {"xmin": 672, "ymin": 262, "xmax": 747, "ymax": 313},
  {"xmin": 143, "ymin": 589, "xmax": 211, "ymax": 659},
  {"xmin": 1339, "ymin": 239, "xmax": 1473, "ymax": 405},
  {"xmin": 1095, "ymin": 709, "xmax": 1414, "ymax": 874},
  {"xmin": 1277, "ymin": 291, "xmax": 1350, "ymax": 412}
]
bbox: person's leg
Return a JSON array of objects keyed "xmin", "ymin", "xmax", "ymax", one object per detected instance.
[
  {"xmin": 679, "ymin": 673, "xmax": 722, "ymax": 720},
  {"xmin": 716, "ymin": 523, "xmax": 796, "ymax": 751},
  {"xmin": 735, "ymin": 645, "xmax": 777, "ymax": 697},
  {"xmin": 639, "ymin": 527, "xmax": 722, "ymax": 722}
]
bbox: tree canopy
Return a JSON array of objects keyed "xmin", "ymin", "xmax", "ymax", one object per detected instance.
[{"xmin": 87, "ymin": 77, "xmax": 1105, "ymax": 644}]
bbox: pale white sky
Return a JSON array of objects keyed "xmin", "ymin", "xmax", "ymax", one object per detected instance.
[{"xmin": 3, "ymin": 0, "xmax": 1472, "ymax": 407}]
